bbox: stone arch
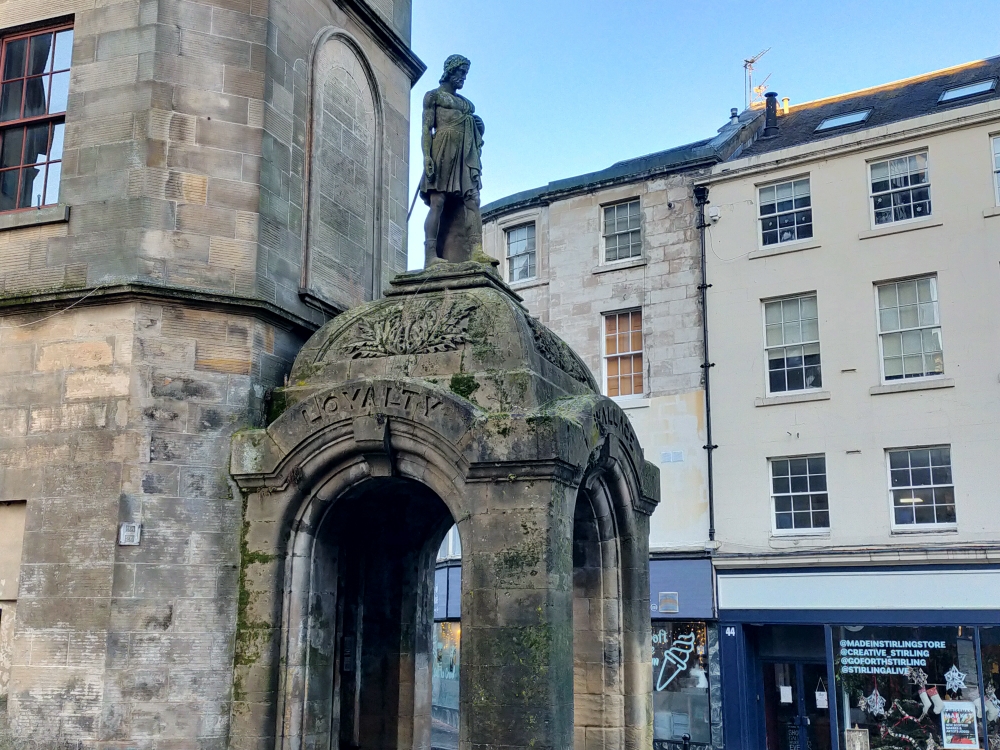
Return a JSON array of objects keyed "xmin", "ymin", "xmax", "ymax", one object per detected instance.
[
  {"xmin": 300, "ymin": 28, "xmax": 385, "ymax": 312},
  {"xmin": 235, "ymin": 382, "xmax": 479, "ymax": 750},
  {"xmin": 571, "ymin": 431, "xmax": 655, "ymax": 750}
]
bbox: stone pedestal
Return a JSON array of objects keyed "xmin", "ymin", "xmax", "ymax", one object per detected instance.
[{"xmin": 230, "ymin": 262, "xmax": 659, "ymax": 750}]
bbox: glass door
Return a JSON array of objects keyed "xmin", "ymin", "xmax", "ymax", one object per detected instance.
[{"xmin": 762, "ymin": 661, "xmax": 831, "ymax": 750}]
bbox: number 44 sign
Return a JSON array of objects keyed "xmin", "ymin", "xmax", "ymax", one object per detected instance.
[{"xmin": 941, "ymin": 701, "xmax": 979, "ymax": 749}]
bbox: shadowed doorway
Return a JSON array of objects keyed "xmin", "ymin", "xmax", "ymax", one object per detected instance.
[{"xmin": 313, "ymin": 477, "xmax": 456, "ymax": 750}]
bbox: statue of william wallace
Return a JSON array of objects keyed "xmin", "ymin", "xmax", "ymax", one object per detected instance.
[{"xmin": 419, "ymin": 54, "xmax": 489, "ymax": 267}]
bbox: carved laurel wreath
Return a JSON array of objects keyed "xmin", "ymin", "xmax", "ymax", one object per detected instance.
[
  {"xmin": 525, "ymin": 315, "xmax": 594, "ymax": 386},
  {"xmin": 339, "ymin": 297, "xmax": 478, "ymax": 359}
]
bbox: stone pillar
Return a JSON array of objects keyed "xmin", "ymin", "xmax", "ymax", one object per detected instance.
[{"xmin": 461, "ymin": 479, "xmax": 575, "ymax": 750}]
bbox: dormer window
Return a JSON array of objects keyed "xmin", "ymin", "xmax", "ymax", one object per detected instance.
[
  {"xmin": 814, "ymin": 109, "xmax": 872, "ymax": 132},
  {"xmin": 938, "ymin": 78, "xmax": 997, "ymax": 103}
]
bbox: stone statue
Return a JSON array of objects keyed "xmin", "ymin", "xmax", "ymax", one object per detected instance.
[{"xmin": 420, "ymin": 54, "xmax": 487, "ymax": 267}]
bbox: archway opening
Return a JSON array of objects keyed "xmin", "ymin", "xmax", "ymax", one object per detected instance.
[
  {"xmin": 313, "ymin": 477, "xmax": 455, "ymax": 750},
  {"xmin": 572, "ymin": 487, "xmax": 624, "ymax": 750}
]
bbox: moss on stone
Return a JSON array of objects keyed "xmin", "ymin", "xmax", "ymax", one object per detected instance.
[
  {"xmin": 234, "ymin": 491, "xmax": 277, "ymax": 702},
  {"xmin": 449, "ymin": 372, "xmax": 479, "ymax": 401}
]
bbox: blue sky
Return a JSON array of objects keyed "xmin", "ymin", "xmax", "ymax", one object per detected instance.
[{"xmin": 405, "ymin": 0, "xmax": 999, "ymax": 268}]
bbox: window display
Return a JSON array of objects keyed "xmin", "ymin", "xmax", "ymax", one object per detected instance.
[
  {"xmin": 653, "ymin": 621, "xmax": 711, "ymax": 746},
  {"xmin": 834, "ymin": 625, "xmax": 982, "ymax": 749},
  {"xmin": 979, "ymin": 628, "xmax": 1000, "ymax": 750}
]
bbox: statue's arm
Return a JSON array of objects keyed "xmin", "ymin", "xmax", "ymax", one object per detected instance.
[
  {"xmin": 473, "ymin": 114, "xmax": 485, "ymax": 137},
  {"xmin": 421, "ymin": 91, "xmax": 436, "ymax": 177}
]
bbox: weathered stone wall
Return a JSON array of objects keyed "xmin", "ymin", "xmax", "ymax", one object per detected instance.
[
  {"xmin": 0, "ymin": 301, "xmax": 301, "ymax": 744},
  {"xmin": 0, "ymin": 0, "xmax": 417, "ymax": 742},
  {"xmin": 260, "ymin": 0, "xmax": 413, "ymax": 317}
]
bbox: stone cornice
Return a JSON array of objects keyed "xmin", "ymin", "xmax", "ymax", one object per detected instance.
[
  {"xmin": 335, "ymin": 0, "xmax": 426, "ymax": 84},
  {"xmin": 0, "ymin": 282, "xmax": 323, "ymax": 336}
]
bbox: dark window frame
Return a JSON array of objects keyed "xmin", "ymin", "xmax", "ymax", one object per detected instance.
[{"xmin": 0, "ymin": 21, "xmax": 72, "ymax": 214}]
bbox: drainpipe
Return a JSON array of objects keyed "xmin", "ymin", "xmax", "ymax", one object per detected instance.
[{"xmin": 694, "ymin": 185, "xmax": 717, "ymax": 544}]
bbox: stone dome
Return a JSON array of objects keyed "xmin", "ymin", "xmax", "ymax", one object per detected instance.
[{"xmin": 282, "ymin": 262, "xmax": 598, "ymax": 414}]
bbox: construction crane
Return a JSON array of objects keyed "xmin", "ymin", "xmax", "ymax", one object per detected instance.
[{"xmin": 744, "ymin": 48, "xmax": 771, "ymax": 109}]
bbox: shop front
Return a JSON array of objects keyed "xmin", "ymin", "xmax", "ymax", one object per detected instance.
[
  {"xmin": 650, "ymin": 558, "xmax": 723, "ymax": 749},
  {"xmin": 717, "ymin": 566, "xmax": 1000, "ymax": 750}
]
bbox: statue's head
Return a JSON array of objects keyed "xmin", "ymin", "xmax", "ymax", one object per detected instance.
[{"xmin": 440, "ymin": 54, "xmax": 471, "ymax": 88}]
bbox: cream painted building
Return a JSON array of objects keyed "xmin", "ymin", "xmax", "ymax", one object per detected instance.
[{"xmin": 701, "ymin": 59, "xmax": 1000, "ymax": 750}]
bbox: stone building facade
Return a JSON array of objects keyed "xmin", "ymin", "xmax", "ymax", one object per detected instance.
[{"xmin": 0, "ymin": 0, "xmax": 421, "ymax": 746}]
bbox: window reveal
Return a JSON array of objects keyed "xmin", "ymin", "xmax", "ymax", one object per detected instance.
[
  {"xmin": 870, "ymin": 152, "xmax": 931, "ymax": 225},
  {"xmin": 876, "ymin": 277, "xmax": 943, "ymax": 381},
  {"xmin": 603, "ymin": 199, "xmax": 641, "ymax": 261},
  {"xmin": 759, "ymin": 178, "xmax": 812, "ymax": 245},
  {"xmin": 0, "ymin": 25, "xmax": 71, "ymax": 212},
  {"xmin": 888, "ymin": 446, "xmax": 955, "ymax": 527},
  {"xmin": 764, "ymin": 294, "xmax": 822, "ymax": 394},
  {"xmin": 506, "ymin": 223, "xmax": 535, "ymax": 281},
  {"xmin": 604, "ymin": 309, "xmax": 643, "ymax": 397},
  {"xmin": 770, "ymin": 455, "xmax": 829, "ymax": 532}
]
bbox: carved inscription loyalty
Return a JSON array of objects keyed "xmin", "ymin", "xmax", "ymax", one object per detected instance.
[{"xmin": 300, "ymin": 383, "xmax": 445, "ymax": 425}]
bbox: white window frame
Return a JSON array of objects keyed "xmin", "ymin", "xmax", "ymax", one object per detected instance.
[
  {"xmin": 601, "ymin": 198, "xmax": 642, "ymax": 264},
  {"xmin": 992, "ymin": 135, "xmax": 1000, "ymax": 207},
  {"xmin": 868, "ymin": 150, "xmax": 932, "ymax": 228},
  {"xmin": 873, "ymin": 276, "xmax": 944, "ymax": 384},
  {"xmin": 505, "ymin": 222, "xmax": 536, "ymax": 283},
  {"xmin": 768, "ymin": 454, "xmax": 830, "ymax": 537},
  {"xmin": 602, "ymin": 308, "xmax": 645, "ymax": 399},
  {"xmin": 762, "ymin": 293, "xmax": 823, "ymax": 396},
  {"xmin": 885, "ymin": 445, "xmax": 956, "ymax": 532},
  {"xmin": 757, "ymin": 176, "xmax": 813, "ymax": 248}
]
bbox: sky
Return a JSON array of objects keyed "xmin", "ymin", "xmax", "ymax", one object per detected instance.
[{"xmin": 405, "ymin": 0, "xmax": 999, "ymax": 269}]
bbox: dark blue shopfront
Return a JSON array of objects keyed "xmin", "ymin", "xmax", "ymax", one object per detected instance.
[{"xmin": 716, "ymin": 566, "xmax": 1000, "ymax": 750}]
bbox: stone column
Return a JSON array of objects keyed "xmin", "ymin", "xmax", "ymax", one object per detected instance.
[{"xmin": 460, "ymin": 478, "xmax": 576, "ymax": 750}]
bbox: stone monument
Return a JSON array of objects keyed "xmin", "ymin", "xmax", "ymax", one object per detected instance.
[
  {"xmin": 419, "ymin": 55, "xmax": 489, "ymax": 266},
  {"xmin": 230, "ymin": 259, "xmax": 660, "ymax": 749}
]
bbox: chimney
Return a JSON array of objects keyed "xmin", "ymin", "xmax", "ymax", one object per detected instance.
[
  {"xmin": 781, "ymin": 97, "xmax": 790, "ymax": 115},
  {"xmin": 730, "ymin": 107, "xmax": 739, "ymax": 124},
  {"xmin": 763, "ymin": 92, "xmax": 779, "ymax": 137}
]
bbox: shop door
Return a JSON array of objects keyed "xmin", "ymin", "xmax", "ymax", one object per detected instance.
[{"xmin": 762, "ymin": 661, "xmax": 831, "ymax": 750}]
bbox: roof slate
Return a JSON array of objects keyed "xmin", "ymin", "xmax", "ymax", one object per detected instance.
[
  {"xmin": 482, "ymin": 112, "xmax": 761, "ymax": 218},
  {"xmin": 741, "ymin": 56, "xmax": 1000, "ymax": 157}
]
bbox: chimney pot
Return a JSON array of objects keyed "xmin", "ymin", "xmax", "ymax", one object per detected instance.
[
  {"xmin": 730, "ymin": 107, "xmax": 739, "ymax": 124},
  {"xmin": 763, "ymin": 92, "xmax": 779, "ymax": 137},
  {"xmin": 781, "ymin": 97, "xmax": 790, "ymax": 115}
]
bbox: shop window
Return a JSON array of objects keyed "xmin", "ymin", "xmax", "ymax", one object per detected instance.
[
  {"xmin": 834, "ymin": 625, "xmax": 981, "ymax": 750},
  {"xmin": 979, "ymin": 627, "xmax": 1000, "ymax": 750},
  {"xmin": 0, "ymin": 24, "xmax": 71, "ymax": 212},
  {"xmin": 652, "ymin": 621, "xmax": 711, "ymax": 747}
]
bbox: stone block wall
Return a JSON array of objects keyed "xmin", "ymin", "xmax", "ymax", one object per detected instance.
[
  {"xmin": 259, "ymin": 0, "xmax": 413, "ymax": 317},
  {"xmin": 0, "ymin": 300, "xmax": 301, "ymax": 745}
]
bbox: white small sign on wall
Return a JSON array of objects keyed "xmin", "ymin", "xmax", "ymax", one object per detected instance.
[
  {"xmin": 118, "ymin": 522, "xmax": 141, "ymax": 546},
  {"xmin": 780, "ymin": 685, "xmax": 793, "ymax": 704}
]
